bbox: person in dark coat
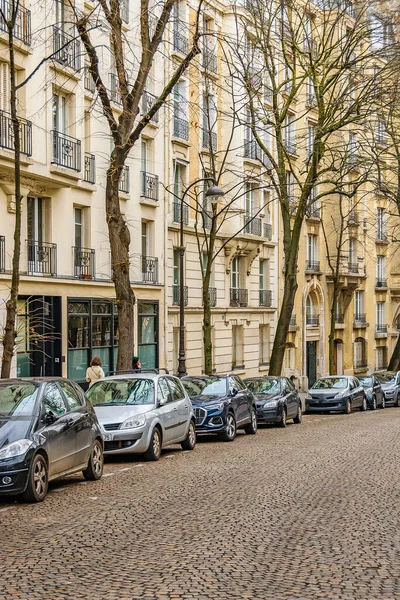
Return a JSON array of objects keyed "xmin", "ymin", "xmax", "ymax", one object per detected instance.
[{"xmin": 132, "ymin": 356, "xmax": 141, "ymax": 370}]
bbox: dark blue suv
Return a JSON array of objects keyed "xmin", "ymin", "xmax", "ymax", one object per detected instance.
[{"xmin": 181, "ymin": 375, "xmax": 257, "ymax": 441}]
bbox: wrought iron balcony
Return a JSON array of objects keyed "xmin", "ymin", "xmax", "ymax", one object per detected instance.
[
  {"xmin": 306, "ymin": 315, "xmax": 319, "ymax": 326},
  {"xmin": 306, "ymin": 260, "xmax": 320, "ymax": 272},
  {"xmin": 230, "ymin": 288, "xmax": 248, "ymax": 307},
  {"xmin": 27, "ymin": 241, "xmax": 57, "ymax": 276},
  {"xmin": 263, "ymin": 223, "xmax": 272, "ymax": 240},
  {"xmin": 51, "ymin": 130, "xmax": 81, "ymax": 171},
  {"xmin": 376, "ymin": 230, "xmax": 388, "ymax": 243},
  {"xmin": 173, "ymin": 201, "xmax": 189, "ymax": 225},
  {"xmin": 376, "ymin": 278, "xmax": 387, "ymax": 288},
  {"xmin": 84, "ymin": 65, "xmax": 95, "ymax": 93},
  {"xmin": 141, "ymin": 171, "xmax": 159, "ymax": 200},
  {"xmin": 53, "ymin": 26, "xmax": 80, "ymax": 71},
  {"xmin": 141, "ymin": 256, "xmax": 158, "ymax": 283},
  {"xmin": 0, "ymin": 0, "xmax": 31, "ymax": 45},
  {"xmin": 290, "ymin": 315, "xmax": 297, "ymax": 326},
  {"xmin": 141, "ymin": 91, "xmax": 159, "ymax": 124},
  {"xmin": 306, "ymin": 207, "xmax": 321, "ymax": 219},
  {"xmin": 203, "ymin": 287, "xmax": 217, "ymax": 308},
  {"xmin": 348, "ymin": 211, "xmax": 359, "ymax": 224},
  {"xmin": 353, "ymin": 313, "xmax": 367, "ymax": 326},
  {"xmin": 202, "ymin": 48, "xmax": 218, "ymax": 73},
  {"xmin": 335, "ymin": 313, "xmax": 345, "ymax": 324},
  {"xmin": 84, "ymin": 153, "xmax": 95, "ymax": 184},
  {"xmin": 0, "ymin": 236, "xmax": 5, "ymax": 273},
  {"xmin": 73, "ymin": 247, "xmax": 95, "ymax": 279},
  {"xmin": 173, "ymin": 116, "xmax": 189, "ymax": 140},
  {"xmin": 284, "ymin": 139, "xmax": 297, "ymax": 154},
  {"xmin": 376, "ymin": 324, "xmax": 388, "ymax": 333},
  {"xmin": 348, "ymin": 262, "xmax": 359, "ymax": 273},
  {"xmin": 173, "ymin": 22, "xmax": 189, "ymax": 54},
  {"xmin": 259, "ymin": 289, "xmax": 272, "ymax": 307},
  {"xmin": 201, "ymin": 129, "xmax": 217, "ymax": 152},
  {"xmin": 306, "ymin": 92, "xmax": 317, "ymax": 107},
  {"xmin": 109, "ymin": 73, "xmax": 121, "ymax": 105},
  {"xmin": 118, "ymin": 165, "xmax": 129, "ymax": 194},
  {"xmin": 172, "ymin": 285, "xmax": 188, "ymax": 306},
  {"xmin": 244, "ymin": 216, "xmax": 262, "ymax": 236},
  {"xmin": 0, "ymin": 111, "xmax": 32, "ymax": 156},
  {"xmin": 244, "ymin": 138, "xmax": 260, "ymax": 160}
]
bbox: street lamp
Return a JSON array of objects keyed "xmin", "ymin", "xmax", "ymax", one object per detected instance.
[{"xmin": 177, "ymin": 182, "xmax": 225, "ymax": 378}]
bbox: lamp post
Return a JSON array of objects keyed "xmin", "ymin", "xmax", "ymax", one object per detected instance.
[{"xmin": 177, "ymin": 182, "xmax": 225, "ymax": 378}]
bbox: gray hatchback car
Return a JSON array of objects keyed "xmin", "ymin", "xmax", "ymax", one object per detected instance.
[
  {"xmin": 306, "ymin": 376, "xmax": 366, "ymax": 414},
  {"xmin": 86, "ymin": 372, "xmax": 196, "ymax": 461}
]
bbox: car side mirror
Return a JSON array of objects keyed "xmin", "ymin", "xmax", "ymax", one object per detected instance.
[
  {"xmin": 43, "ymin": 411, "xmax": 57, "ymax": 425},
  {"xmin": 158, "ymin": 397, "xmax": 167, "ymax": 407},
  {"xmin": 230, "ymin": 388, "xmax": 238, "ymax": 397}
]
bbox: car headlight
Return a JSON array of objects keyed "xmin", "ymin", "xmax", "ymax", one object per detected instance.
[
  {"xmin": 264, "ymin": 400, "xmax": 278, "ymax": 408},
  {"xmin": 120, "ymin": 415, "xmax": 147, "ymax": 429},
  {"xmin": 206, "ymin": 402, "xmax": 224, "ymax": 412},
  {"xmin": 334, "ymin": 391, "xmax": 346, "ymax": 399},
  {"xmin": 0, "ymin": 439, "xmax": 33, "ymax": 460},
  {"xmin": 385, "ymin": 387, "xmax": 395, "ymax": 395}
]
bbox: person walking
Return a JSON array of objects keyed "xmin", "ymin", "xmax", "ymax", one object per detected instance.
[
  {"xmin": 86, "ymin": 357, "xmax": 105, "ymax": 388},
  {"xmin": 132, "ymin": 356, "xmax": 141, "ymax": 371}
]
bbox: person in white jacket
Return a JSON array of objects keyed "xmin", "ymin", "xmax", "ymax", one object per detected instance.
[{"xmin": 86, "ymin": 357, "xmax": 105, "ymax": 388}]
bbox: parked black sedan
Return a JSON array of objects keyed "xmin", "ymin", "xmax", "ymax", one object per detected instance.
[
  {"xmin": 181, "ymin": 375, "xmax": 257, "ymax": 441},
  {"xmin": 358, "ymin": 375, "xmax": 385, "ymax": 409},
  {"xmin": 244, "ymin": 376, "xmax": 302, "ymax": 427},
  {"xmin": 0, "ymin": 378, "xmax": 104, "ymax": 502}
]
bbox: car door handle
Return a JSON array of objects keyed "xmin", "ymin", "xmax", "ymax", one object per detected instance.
[{"xmin": 173, "ymin": 408, "xmax": 178, "ymax": 412}]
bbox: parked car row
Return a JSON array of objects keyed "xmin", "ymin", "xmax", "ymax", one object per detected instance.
[{"xmin": 1, "ymin": 369, "xmax": 396, "ymax": 503}]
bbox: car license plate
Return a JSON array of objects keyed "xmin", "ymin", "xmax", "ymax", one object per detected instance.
[{"xmin": 103, "ymin": 433, "xmax": 113, "ymax": 442}]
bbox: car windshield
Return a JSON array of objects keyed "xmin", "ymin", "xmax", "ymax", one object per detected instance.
[
  {"xmin": 358, "ymin": 377, "xmax": 372, "ymax": 387},
  {"xmin": 182, "ymin": 378, "xmax": 226, "ymax": 397},
  {"xmin": 87, "ymin": 379, "xmax": 155, "ymax": 406},
  {"xmin": 312, "ymin": 378, "xmax": 347, "ymax": 389},
  {"xmin": 245, "ymin": 379, "xmax": 281, "ymax": 395},
  {"xmin": 375, "ymin": 373, "xmax": 396, "ymax": 384},
  {"xmin": 0, "ymin": 383, "xmax": 38, "ymax": 417}
]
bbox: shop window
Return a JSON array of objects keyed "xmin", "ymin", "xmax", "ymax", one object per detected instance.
[{"xmin": 138, "ymin": 301, "xmax": 159, "ymax": 369}]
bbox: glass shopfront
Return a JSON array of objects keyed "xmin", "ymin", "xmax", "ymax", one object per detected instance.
[{"xmin": 138, "ymin": 301, "xmax": 159, "ymax": 369}]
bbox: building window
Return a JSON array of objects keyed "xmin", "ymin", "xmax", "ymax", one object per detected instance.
[
  {"xmin": 354, "ymin": 290, "xmax": 364, "ymax": 320},
  {"xmin": 259, "ymin": 324, "xmax": 270, "ymax": 366},
  {"xmin": 231, "ymin": 257, "xmax": 241, "ymax": 290},
  {"xmin": 138, "ymin": 301, "xmax": 159, "ymax": 369},
  {"xmin": 232, "ymin": 325, "xmax": 244, "ymax": 369},
  {"xmin": 377, "ymin": 255, "xmax": 386, "ymax": 285},
  {"xmin": 376, "ymin": 301, "xmax": 386, "ymax": 330},
  {"xmin": 306, "ymin": 234, "xmax": 319, "ymax": 270},
  {"xmin": 306, "ymin": 294, "xmax": 319, "ymax": 326},
  {"xmin": 376, "ymin": 346, "xmax": 388, "ymax": 370},
  {"xmin": 67, "ymin": 299, "xmax": 118, "ymax": 383},
  {"xmin": 377, "ymin": 207, "xmax": 386, "ymax": 240},
  {"xmin": 306, "ymin": 123, "xmax": 316, "ymax": 157},
  {"xmin": 354, "ymin": 337, "xmax": 367, "ymax": 369},
  {"xmin": 284, "ymin": 344, "xmax": 295, "ymax": 371},
  {"xmin": 283, "ymin": 113, "xmax": 296, "ymax": 153},
  {"xmin": 74, "ymin": 207, "xmax": 83, "ymax": 248}
]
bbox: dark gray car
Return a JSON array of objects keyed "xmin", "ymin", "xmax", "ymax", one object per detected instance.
[
  {"xmin": 358, "ymin": 375, "xmax": 385, "ymax": 409},
  {"xmin": 306, "ymin": 376, "xmax": 366, "ymax": 414},
  {"xmin": 244, "ymin": 376, "xmax": 302, "ymax": 427},
  {"xmin": 371, "ymin": 371, "xmax": 400, "ymax": 406}
]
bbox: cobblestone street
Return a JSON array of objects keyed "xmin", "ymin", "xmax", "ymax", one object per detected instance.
[{"xmin": 1, "ymin": 409, "xmax": 400, "ymax": 600}]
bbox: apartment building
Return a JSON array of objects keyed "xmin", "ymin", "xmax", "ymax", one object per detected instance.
[{"xmin": 0, "ymin": 0, "xmax": 166, "ymax": 383}]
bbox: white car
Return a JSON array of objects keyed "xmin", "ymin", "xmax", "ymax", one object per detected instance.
[{"xmin": 86, "ymin": 372, "xmax": 196, "ymax": 461}]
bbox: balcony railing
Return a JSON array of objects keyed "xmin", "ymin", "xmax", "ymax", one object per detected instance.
[
  {"xmin": 0, "ymin": 111, "xmax": 32, "ymax": 156},
  {"xmin": 376, "ymin": 230, "xmax": 388, "ymax": 242},
  {"xmin": 348, "ymin": 262, "xmax": 359, "ymax": 273},
  {"xmin": 259, "ymin": 289, "xmax": 272, "ymax": 307},
  {"xmin": 0, "ymin": 236, "xmax": 5, "ymax": 272},
  {"xmin": 173, "ymin": 116, "xmax": 189, "ymax": 140},
  {"xmin": 109, "ymin": 73, "xmax": 121, "ymax": 105},
  {"xmin": 203, "ymin": 48, "xmax": 218, "ymax": 74},
  {"xmin": 244, "ymin": 216, "xmax": 262, "ymax": 236},
  {"xmin": 335, "ymin": 313, "xmax": 345, "ymax": 324},
  {"xmin": 354, "ymin": 313, "xmax": 367, "ymax": 326},
  {"xmin": 141, "ymin": 171, "xmax": 159, "ymax": 200},
  {"xmin": 84, "ymin": 153, "xmax": 95, "ymax": 184},
  {"xmin": 141, "ymin": 91, "xmax": 159, "ymax": 124},
  {"xmin": 53, "ymin": 26, "xmax": 80, "ymax": 71},
  {"xmin": 306, "ymin": 92, "xmax": 317, "ymax": 107},
  {"xmin": 27, "ymin": 241, "xmax": 57, "ymax": 276},
  {"xmin": 306, "ymin": 315, "xmax": 319, "ymax": 326},
  {"xmin": 376, "ymin": 324, "xmax": 388, "ymax": 333},
  {"xmin": 306, "ymin": 260, "xmax": 320, "ymax": 272},
  {"xmin": 348, "ymin": 211, "xmax": 359, "ymax": 224},
  {"xmin": 306, "ymin": 207, "xmax": 321, "ymax": 219},
  {"xmin": 84, "ymin": 65, "xmax": 95, "ymax": 93},
  {"xmin": 0, "ymin": 0, "xmax": 31, "ymax": 45},
  {"xmin": 51, "ymin": 131, "xmax": 81, "ymax": 171},
  {"xmin": 203, "ymin": 287, "xmax": 217, "ymax": 308},
  {"xmin": 118, "ymin": 165, "xmax": 129, "ymax": 194},
  {"xmin": 230, "ymin": 288, "xmax": 248, "ymax": 307},
  {"xmin": 284, "ymin": 139, "xmax": 297, "ymax": 154},
  {"xmin": 201, "ymin": 129, "xmax": 217, "ymax": 152},
  {"xmin": 172, "ymin": 285, "xmax": 188, "ymax": 306},
  {"xmin": 263, "ymin": 223, "xmax": 272, "ymax": 240},
  {"xmin": 141, "ymin": 256, "xmax": 159, "ymax": 283},
  {"xmin": 173, "ymin": 22, "xmax": 189, "ymax": 54},
  {"xmin": 376, "ymin": 278, "xmax": 387, "ymax": 288},
  {"xmin": 73, "ymin": 247, "xmax": 95, "ymax": 279},
  {"xmin": 173, "ymin": 202, "xmax": 189, "ymax": 225},
  {"xmin": 244, "ymin": 138, "xmax": 260, "ymax": 160},
  {"xmin": 290, "ymin": 315, "xmax": 297, "ymax": 326}
]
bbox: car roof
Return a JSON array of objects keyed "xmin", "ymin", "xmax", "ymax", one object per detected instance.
[
  {"xmin": 100, "ymin": 373, "xmax": 177, "ymax": 381},
  {"xmin": 244, "ymin": 376, "xmax": 284, "ymax": 380},
  {"xmin": 182, "ymin": 375, "xmax": 224, "ymax": 380},
  {"xmin": 0, "ymin": 377, "xmax": 69, "ymax": 384}
]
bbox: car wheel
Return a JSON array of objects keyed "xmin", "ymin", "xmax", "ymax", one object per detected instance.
[
  {"xmin": 360, "ymin": 396, "xmax": 367, "ymax": 412},
  {"xmin": 244, "ymin": 408, "xmax": 258, "ymax": 435},
  {"xmin": 344, "ymin": 399, "xmax": 351, "ymax": 414},
  {"xmin": 293, "ymin": 404, "xmax": 302, "ymax": 424},
  {"xmin": 381, "ymin": 397, "xmax": 386, "ymax": 409},
  {"xmin": 144, "ymin": 427, "xmax": 162, "ymax": 461},
  {"xmin": 221, "ymin": 413, "xmax": 237, "ymax": 442},
  {"xmin": 395, "ymin": 394, "xmax": 400, "ymax": 408},
  {"xmin": 181, "ymin": 420, "xmax": 196, "ymax": 450},
  {"xmin": 83, "ymin": 439, "xmax": 104, "ymax": 481},
  {"xmin": 21, "ymin": 453, "xmax": 48, "ymax": 503},
  {"xmin": 371, "ymin": 395, "xmax": 377, "ymax": 411},
  {"xmin": 279, "ymin": 408, "xmax": 287, "ymax": 428}
]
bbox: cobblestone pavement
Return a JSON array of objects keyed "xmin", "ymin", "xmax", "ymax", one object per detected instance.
[{"xmin": 1, "ymin": 408, "xmax": 400, "ymax": 600}]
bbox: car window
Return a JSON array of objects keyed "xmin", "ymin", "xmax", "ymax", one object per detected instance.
[
  {"xmin": 159, "ymin": 378, "xmax": 173, "ymax": 403},
  {"xmin": 59, "ymin": 381, "xmax": 83, "ymax": 410},
  {"xmin": 43, "ymin": 383, "xmax": 67, "ymax": 417},
  {"xmin": 87, "ymin": 379, "xmax": 154, "ymax": 405},
  {"xmin": 233, "ymin": 376, "xmax": 245, "ymax": 391},
  {"xmin": 229, "ymin": 377, "xmax": 237, "ymax": 393},
  {"xmin": 167, "ymin": 377, "xmax": 185, "ymax": 401},
  {"xmin": 350, "ymin": 379, "xmax": 356, "ymax": 390},
  {"xmin": 285, "ymin": 378, "xmax": 295, "ymax": 392}
]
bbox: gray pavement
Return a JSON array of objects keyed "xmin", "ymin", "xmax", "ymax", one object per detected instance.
[{"xmin": 1, "ymin": 408, "xmax": 400, "ymax": 599}]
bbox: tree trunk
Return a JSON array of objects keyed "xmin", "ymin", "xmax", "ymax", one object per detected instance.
[
  {"xmin": 106, "ymin": 159, "xmax": 135, "ymax": 371},
  {"xmin": 1, "ymin": 31, "xmax": 21, "ymax": 378},
  {"xmin": 328, "ymin": 283, "xmax": 340, "ymax": 375},
  {"xmin": 203, "ymin": 272, "xmax": 212, "ymax": 376},
  {"xmin": 268, "ymin": 271, "xmax": 297, "ymax": 375},
  {"xmin": 388, "ymin": 335, "xmax": 400, "ymax": 371}
]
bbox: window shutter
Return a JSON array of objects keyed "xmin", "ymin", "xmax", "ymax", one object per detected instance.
[{"xmin": 0, "ymin": 62, "xmax": 10, "ymax": 112}]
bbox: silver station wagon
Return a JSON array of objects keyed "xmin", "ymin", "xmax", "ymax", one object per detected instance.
[{"xmin": 86, "ymin": 372, "xmax": 196, "ymax": 461}]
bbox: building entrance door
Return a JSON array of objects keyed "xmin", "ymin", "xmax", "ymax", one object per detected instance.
[{"xmin": 306, "ymin": 341, "xmax": 317, "ymax": 387}]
